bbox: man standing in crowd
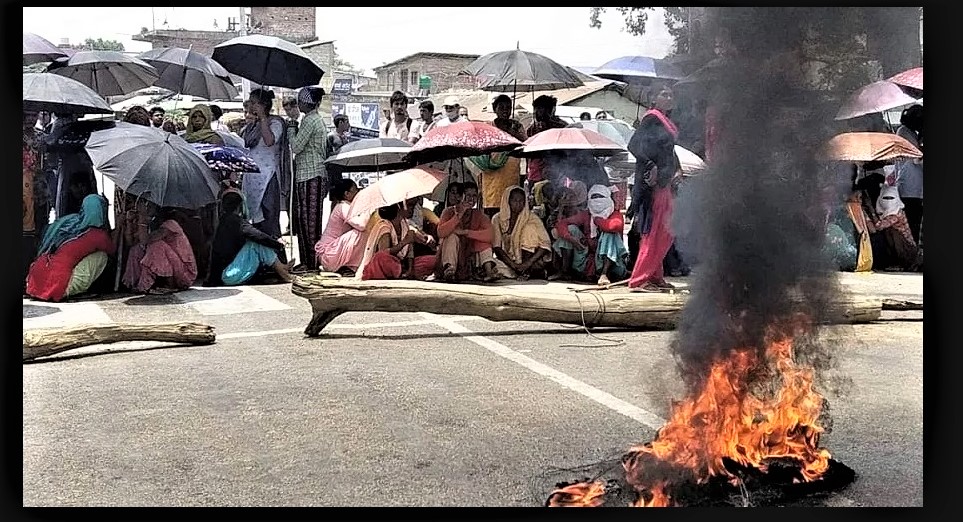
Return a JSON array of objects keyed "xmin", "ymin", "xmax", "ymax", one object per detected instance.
[
  {"xmin": 150, "ymin": 107, "xmax": 166, "ymax": 128},
  {"xmin": 380, "ymin": 90, "xmax": 412, "ymax": 141},
  {"xmin": 525, "ymin": 95, "xmax": 568, "ymax": 184},
  {"xmin": 435, "ymin": 96, "xmax": 467, "ymax": 128},
  {"xmin": 282, "ymin": 96, "xmax": 303, "ymax": 126},
  {"xmin": 409, "ymin": 100, "xmax": 438, "ymax": 144}
]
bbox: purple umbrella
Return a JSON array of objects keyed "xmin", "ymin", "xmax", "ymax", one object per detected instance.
[{"xmin": 835, "ymin": 80, "xmax": 919, "ymax": 121}]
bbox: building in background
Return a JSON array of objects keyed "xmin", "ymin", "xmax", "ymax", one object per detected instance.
[{"xmin": 372, "ymin": 52, "xmax": 479, "ymax": 95}]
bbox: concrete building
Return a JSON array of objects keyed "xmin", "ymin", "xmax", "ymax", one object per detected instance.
[
  {"xmin": 372, "ymin": 52, "xmax": 479, "ymax": 95},
  {"xmin": 299, "ymin": 39, "xmax": 338, "ymax": 92},
  {"xmin": 132, "ymin": 6, "xmax": 316, "ymax": 56}
]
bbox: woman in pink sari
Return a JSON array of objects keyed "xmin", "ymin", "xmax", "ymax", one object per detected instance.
[
  {"xmin": 315, "ymin": 179, "xmax": 367, "ymax": 276},
  {"xmin": 122, "ymin": 209, "xmax": 198, "ymax": 294}
]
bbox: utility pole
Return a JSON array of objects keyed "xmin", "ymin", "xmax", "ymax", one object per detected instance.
[{"xmin": 239, "ymin": 6, "xmax": 250, "ymax": 101}]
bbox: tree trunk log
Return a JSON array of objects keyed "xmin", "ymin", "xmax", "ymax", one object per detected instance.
[
  {"xmin": 291, "ymin": 278, "xmax": 882, "ymax": 337},
  {"xmin": 23, "ymin": 322, "xmax": 216, "ymax": 362}
]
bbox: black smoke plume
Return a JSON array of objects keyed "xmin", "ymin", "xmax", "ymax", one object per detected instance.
[{"xmin": 670, "ymin": 7, "xmax": 857, "ymax": 394}]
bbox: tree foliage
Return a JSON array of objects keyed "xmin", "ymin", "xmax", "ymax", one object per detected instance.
[
  {"xmin": 589, "ymin": 7, "xmax": 695, "ymax": 55},
  {"xmin": 72, "ymin": 38, "xmax": 125, "ymax": 52}
]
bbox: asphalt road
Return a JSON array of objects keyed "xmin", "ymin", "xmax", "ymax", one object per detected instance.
[{"xmin": 22, "ymin": 272, "xmax": 923, "ymax": 507}]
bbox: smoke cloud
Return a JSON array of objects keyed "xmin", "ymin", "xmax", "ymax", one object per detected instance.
[{"xmin": 670, "ymin": 7, "xmax": 855, "ymax": 394}]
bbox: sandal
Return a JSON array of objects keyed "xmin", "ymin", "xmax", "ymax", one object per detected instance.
[
  {"xmin": 629, "ymin": 283, "xmax": 662, "ymax": 293},
  {"xmin": 597, "ymin": 274, "xmax": 611, "ymax": 286},
  {"xmin": 655, "ymin": 280, "xmax": 675, "ymax": 289},
  {"xmin": 441, "ymin": 264, "xmax": 456, "ymax": 282}
]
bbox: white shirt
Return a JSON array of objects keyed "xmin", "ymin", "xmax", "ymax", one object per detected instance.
[
  {"xmin": 433, "ymin": 115, "xmax": 465, "ymax": 128},
  {"xmin": 380, "ymin": 117, "xmax": 411, "ymax": 141},
  {"xmin": 408, "ymin": 118, "xmax": 438, "ymax": 144}
]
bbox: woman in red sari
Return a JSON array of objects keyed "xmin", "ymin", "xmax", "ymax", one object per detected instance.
[
  {"xmin": 627, "ymin": 87, "xmax": 681, "ymax": 292},
  {"xmin": 357, "ymin": 203, "xmax": 436, "ymax": 281},
  {"xmin": 27, "ymin": 194, "xmax": 115, "ymax": 302}
]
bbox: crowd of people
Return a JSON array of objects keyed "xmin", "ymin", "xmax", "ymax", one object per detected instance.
[{"xmin": 22, "ymin": 76, "xmax": 923, "ymax": 303}]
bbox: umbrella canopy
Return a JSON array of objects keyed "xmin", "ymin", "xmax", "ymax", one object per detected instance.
[
  {"xmin": 513, "ymin": 127, "xmax": 626, "ymax": 157},
  {"xmin": 47, "ymin": 50, "xmax": 159, "ymax": 97},
  {"xmin": 825, "ymin": 132, "xmax": 923, "ymax": 163},
  {"xmin": 86, "ymin": 122, "xmax": 220, "ymax": 209},
  {"xmin": 428, "ymin": 169, "xmax": 478, "ymax": 203},
  {"xmin": 887, "ymin": 67, "xmax": 923, "ymax": 92},
  {"xmin": 568, "ymin": 121, "xmax": 633, "ymax": 146},
  {"xmin": 405, "ymin": 121, "xmax": 523, "ymax": 164},
  {"xmin": 23, "ymin": 32, "xmax": 68, "ymax": 65},
  {"xmin": 675, "ymin": 145, "xmax": 707, "ymax": 175},
  {"xmin": 137, "ymin": 47, "xmax": 238, "ymax": 101},
  {"xmin": 460, "ymin": 49, "xmax": 583, "ymax": 92},
  {"xmin": 22, "ymin": 72, "xmax": 113, "ymax": 115},
  {"xmin": 593, "ymin": 55, "xmax": 685, "ymax": 82},
  {"xmin": 191, "ymin": 143, "xmax": 260, "ymax": 173},
  {"xmin": 346, "ymin": 166, "xmax": 447, "ymax": 220},
  {"xmin": 212, "ymin": 35, "xmax": 324, "ymax": 89},
  {"xmin": 835, "ymin": 80, "xmax": 919, "ymax": 121},
  {"xmin": 324, "ymin": 138, "xmax": 413, "ymax": 172}
]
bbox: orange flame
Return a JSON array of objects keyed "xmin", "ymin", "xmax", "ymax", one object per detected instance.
[
  {"xmin": 546, "ymin": 481, "xmax": 607, "ymax": 507},
  {"xmin": 548, "ymin": 320, "xmax": 833, "ymax": 507}
]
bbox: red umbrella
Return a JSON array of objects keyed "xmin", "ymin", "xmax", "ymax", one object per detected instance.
[
  {"xmin": 835, "ymin": 80, "xmax": 919, "ymax": 120},
  {"xmin": 513, "ymin": 127, "xmax": 626, "ymax": 157},
  {"xmin": 346, "ymin": 166, "xmax": 448, "ymax": 220},
  {"xmin": 404, "ymin": 121, "xmax": 522, "ymax": 164},
  {"xmin": 887, "ymin": 67, "xmax": 923, "ymax": 91}
]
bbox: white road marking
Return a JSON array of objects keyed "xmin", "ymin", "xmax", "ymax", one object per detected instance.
[
  {"xmin": 174, "ymin": 286, "xmax": 291, "ymax": 316},
  {"xmin": 22, "ymin": 299, "xmax": 113, "ymax": 330},
  {"xmin": 420, "ymin": 312, "xmax": 667, "ymax": 430}
]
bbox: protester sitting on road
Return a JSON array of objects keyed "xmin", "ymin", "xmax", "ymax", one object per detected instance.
[
  {"xmin": 122, "ymin": 207, "xmax": 198, "ymax": 294},
  {"xmin": 435, "ymin": 181, "xmax": 498, "ymax": 282},
  {"xmin": 586, "ymin": 184, "xmax": 629, "ymax": 286},
  {"xmin": 208, "ymin": 190, "xmax": 294, "ymax": 286},
  {"xmin": 550, "ymin": 181, "xmax": 595, "ymax": 282},
  {"xmin": 490, "ymin": 186, "xmax": 552, "ymax": 280},
  {"xmin": 865, "ymin": 184, "xmax": 918, "ymax": 271},
  {"xmin": 404, "ymin": 195, "xmax": 440, "ymax": 256},
  {"xmin": 316, "ymin": 178, "xmax": 367, "ymax": 276},
  {"xmin": 26, "ymin": 194, "xmax": 115, "ymax": 302},
  {"xmin": 357, "ymin": 203, "xmax": 437, "ymax": 281},
  {"xmin": 433, "ymin": 182, "xmax": 463, "ymax": 218}
]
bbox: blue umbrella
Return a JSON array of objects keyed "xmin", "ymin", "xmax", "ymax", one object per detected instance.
[
  {"xmin": 593, "ymin": 56, "xmax": 685, "ymax": 83},
  {"xmin": 191, "ymin": 143, "xmax": 260, "ymax": 173}
]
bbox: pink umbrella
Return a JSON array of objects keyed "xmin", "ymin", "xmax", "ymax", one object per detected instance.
[
  {"xmin": 514, "ymin": 127, "xmax": 626, "ymax": 157},
  {"xmin": 405, "ymin": 121, "xmax": 522, "ymax": 164},
  {"xmin": 887, "ymin": 67, "xmax": 922, "ymax": 91},
  {"xmin": 835, "ymin": 80, "xmax": 919, "ymax": 121},
  {"xmin": 346, "ymin": 166, "xmax": 448, "ymax": 220}
]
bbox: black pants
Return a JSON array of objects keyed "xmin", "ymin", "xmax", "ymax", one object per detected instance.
[
  {"xmin": 254, "ymin": 174, "xmax": 282, "ymax": 240},
  {"xmin": 902, "ymin": 197, "xmax": 923, "ymax": 245}
]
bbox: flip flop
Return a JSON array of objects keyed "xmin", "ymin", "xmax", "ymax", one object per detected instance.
[{"xmin": 628, "ymin": 283, "xmax": 663, "ymax": 293}]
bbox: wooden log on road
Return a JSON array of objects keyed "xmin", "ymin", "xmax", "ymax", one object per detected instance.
[
  {"xmin": 291, "ymin": 277, "xmax": 882, "ymax": 337},
  {"xmin": 23, "ymin": 322, "xmax": 216, "ymax": 362}
]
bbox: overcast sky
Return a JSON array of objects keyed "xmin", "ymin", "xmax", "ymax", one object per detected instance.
[{"xmin": 23, "ymin": 6, "xmax": 674, "ymax": 74}]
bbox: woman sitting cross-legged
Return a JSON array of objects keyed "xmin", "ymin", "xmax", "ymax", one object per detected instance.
[
  {"xmin": 357, "ymin": 203, "xmax": 437, "ymax": 281},
  {"xmin": 549, "ymin": 182, "xmax": 595, "ymax": 282},
  {"xmin": 490, "ymin": 185, "xmax": 552, "ymax": 280},
  {"xmin": 315, "ymin": 178, "xmax": 367, "ymax": 276},
  {"xmin": 435, "ymin": 181, "xmax": 498, "ymax": 282},
  {"xmin": 586, "ymin": 184, "xmax": 630, "ymax": 286},
  {"xmin": 122, "ymin": 207, "xmax": 198, "ymax": 294},
  {"xmin": 207, "ymin": 190, "xmax": 294, "ymax": 286},
  {"xmin": 26, "ymin": 194, "xmax": 115, "ymax": 302}
]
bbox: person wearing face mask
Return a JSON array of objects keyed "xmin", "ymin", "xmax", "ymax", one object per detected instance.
[
  {"xmin": 434, "ymin": 96, "xmax": 467, "ymax": 128},
  {"xmin": 865, "ymin": 183, "xmax": 917, "ymax": 271}
]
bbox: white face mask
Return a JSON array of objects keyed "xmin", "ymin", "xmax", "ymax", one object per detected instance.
[
  {"xmin": 586, "ymin": 184, "xmax": 615, "ymax": 237},
  {"xmin": 876, "ymin": 185, "xmax": 905, "ymax": 218}
]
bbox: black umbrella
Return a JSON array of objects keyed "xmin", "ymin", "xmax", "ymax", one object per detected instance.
[
  {"xmin": 47, "ymin": 50, "xmax": 159, "ymax": 97},
  {"xmin": 138, "ymin": 47, "xmax": 239, "ymax": 101},
  {"xmin": 23, "ymin": 72, "xmax": 113, "ymax": 114},
  {"xmin": 85, "ymin": 122, "xmax": 220, "ymax": 210},
  {"xmin": 212, "ymin": 35, "xmax": 324, "ymax": 89},
  {"xmin": 23, "ymin": 32, "xmax": 68, "ymax": 65},
  {"xmin": 324, "ymin": 138, "xmax": 413, "ymax": 173},
  {"xmin": 461, "ymin": 49, "xmax": 584, "ymax": 92}
]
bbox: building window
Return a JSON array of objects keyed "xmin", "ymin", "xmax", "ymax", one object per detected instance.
[
  {"xmin": 400, "ymin": 68, "xmax": 408, "ymax": 91},
  {"xmin": 410, "ymin": 71, "xmax": 419, "ymax": 87}
]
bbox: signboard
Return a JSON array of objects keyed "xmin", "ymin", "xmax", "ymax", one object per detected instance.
[
  {"xmin": 418, "ymin": 75, "xmax": 432, "ymax": 90},
  {"xmin": 332, "ymin": 102, "xmax": 381, "ymax": 132},
  {"xmin": 331, "ymin": 78, "xmax": 353, "ymax": 95}
]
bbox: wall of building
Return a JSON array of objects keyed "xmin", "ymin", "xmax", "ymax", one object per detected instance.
[
  {"xmin": 132, "ymin": 30, "xmax": 238, "ymax": 57},
  {"xmin": 249, "ymin": 7, "xmax": 316, "ymax": 44},
  {"xmin": 301, "ymin": 43, "xmax": 337, "ymax": 90},
  {"xmin": 375, "ymin": 55, "xmax": 477, "ymax": 94}
]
